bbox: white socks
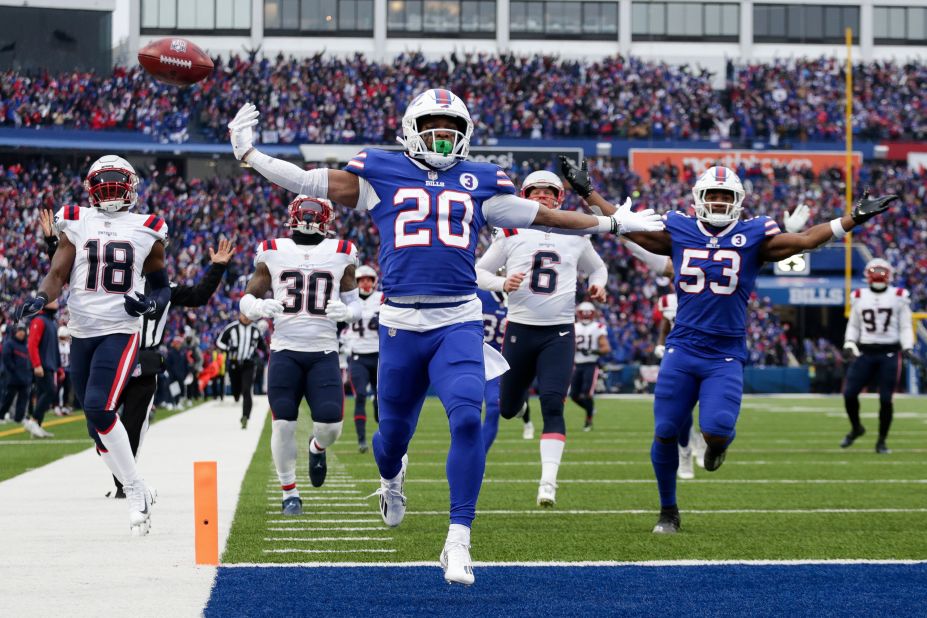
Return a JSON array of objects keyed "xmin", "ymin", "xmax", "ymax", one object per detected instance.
[
  {"xmin": 540, "ymin": 437, "xmax": 565, "ymax": 487},
  {"xmin": 447, "ymin": 523, "xmax": 471, "ymax": 545},
  {"xmin": 312, "ymin": 421, "xmax": 343, "ymax": 450},
  {"xmin": 98, "ymin": 418, "xmax": 139, "ymax": 486},
  {"xmin": 271, "ymin": 419, "xmax": 298, "ymax": 492}
]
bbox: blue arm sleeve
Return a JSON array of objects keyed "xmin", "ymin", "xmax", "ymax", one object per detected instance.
[{"xmin": 146, "ymin": 268, "xmax": 172, "ymax": 314}]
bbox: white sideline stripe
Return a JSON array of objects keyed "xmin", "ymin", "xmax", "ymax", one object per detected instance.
[
  {"xmin": 266, "ymin": 518, "xmax": 382, "ymax": 524},
  {"xmin": 0, "ymin": 397, "xmax": 270, "ymax": 616},
  {"xmin": 345, "ymin": 460, "xmax": 927, "ymax": 467},
  {"xmin": 221, "ymin": 558, "xmax": 927, "ymax": 568},
  {"xmin": 267, "ymin": 527, "xmax": 387, "ymax": 531},
  {"xmin": 0, "ymin": 439, "xmax": 90, "ymax": 446},
  {"xmin": 266, "ymin": 502, "xmax": 368, "ymax": 507},
  {"xmin": 263, "ymin": 549, "xmax": 396, "ymax": 554},
  {"xmin": 264, "ymin": 491, "xmax": 363, "ymax": 496},
  {"xmin": 401, "ymin": 508, "xmax": 927, "ymax": 516},
  {"xmin": 266, "ymin": 511, "xmax": 376, "ymax": 516},
  {"xmin": 264, "ymin": 537, "xmax": 393, "ymax": 542},
  {"xmin": 405, "ymin": 478, "xmax": 927, "ymax": 485}
]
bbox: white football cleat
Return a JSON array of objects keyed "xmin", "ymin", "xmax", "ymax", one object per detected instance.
[
  {"xmin": 691, "ymin": 428, "xmax": 707, "ymax": 468},
  {"xmin": 440, "ymin": 541, "xmax": 474, "ymax": 586},
  {"xmin": 125, "ymin": 479, "xmax": 155, "ymax": 536},
  {"xmin": 370, "ymin": 454, "xmax": 407, "ymax": 527},
  {"xmin": 536, "ymin": 482, "xmax": 556, "ymax": 507},
  {"xmin": 522, "ymin": 421, "xmax": 535, "ymax": 440},
  {"xmin": 22, "ymin": 418, "xmax": 46, "ymax": 438},
  {"xmin": 677, "ymin": 446, "xmax": 695, "ymax": 480}
]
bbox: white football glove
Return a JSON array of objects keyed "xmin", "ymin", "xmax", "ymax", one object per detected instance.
[
  {"xmin": 655, "ymin": 344, "xmax": 666, "ymax": 359},
  {"xmin": 784, "ymin": 203, "xmax": 811, "ymax": 233},
  {"xmin": 325, "ymin": 299, "xmax": 351, "ymax": 322},
  {"xmin": 228, "ymin": 103, "xmax": 259, "ymax": 160},
  {"xmin": 615, "ymin": 197, "xmax": 665, "ymax": 234},
  {"xmin": 253, "ymin": 299, "xmax": 283, "ymax": 319},
  {"xmin": 843, "ymin": 341, "xmax": 861, "ymax": 359}
]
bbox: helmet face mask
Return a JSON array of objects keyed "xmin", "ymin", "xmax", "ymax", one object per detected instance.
[
  {"xmin": 521, "ymin": 170, "xmax": 565, "ymax": 209},
  {"xmin": 865, "ymin": 258, "xmax": 892, "ymax": 292},
  {"xmin": 400, "ymin": 89, "xmax": 473, "ymax": 170},
  {"xmin": 85, "ymin": 155, "xmax": 139, "ymax": 212},
  {"xmin": 288, "ymin": 196, "xmax": 334, "ymax": 236},
  {"xmin": 692, "ymin": 166, "xmax": 745, "ymax": 226},
  {"xmin": 577, "ymin": 301, "xmax": 596, "ymax": 323}
]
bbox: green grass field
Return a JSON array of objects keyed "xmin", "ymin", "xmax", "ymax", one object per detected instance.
[
  {"xmin": 0, "ymin": 404, "xmax": 190, "ymax": 482},
  {"xmin": 222, "ymin": 395, "xmax": 927, "ymax": 564}
]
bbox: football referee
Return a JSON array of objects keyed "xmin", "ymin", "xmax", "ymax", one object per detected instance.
[
  {"xmin": 217, "ymin": 313, "xmax": 268, "ymax": 428},
  {"xmin": 106, "ymin": 239, "xmax": 235, "ymax": 498}
]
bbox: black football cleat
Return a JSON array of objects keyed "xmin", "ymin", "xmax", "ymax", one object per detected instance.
[
  {"xmin": 703, "ymin": 444, "xmax": 727, "ymax": 472},
  {"xmin": 358, "ymin": 441, "xmax": 369, "ymax": 454},
  {"xmin": 309, "ymin": 450, "xmax": 327, "ymax": 487},
  {"xmin": 875, "ymin": 440, "xmax": 891, "ymax": 455},
  {"xmin": 840, "ymin": 426, "xmax": 866, "ymax": 448},
  {"xmin": 652, "ymin": 506, "xmax": 681, "ymax": 534}
]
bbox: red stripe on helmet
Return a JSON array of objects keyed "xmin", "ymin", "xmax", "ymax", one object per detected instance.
[{"xmin": 715, "ymin": 167, "xmax": 726, "ymax": 181}]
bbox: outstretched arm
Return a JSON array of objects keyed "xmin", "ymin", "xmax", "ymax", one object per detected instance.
[
  {"xmin": 229, "ymin": 103, "xmax": 360, "ymax": 207},
  {"xmin": 762, "ymin": 193, "xmax": 898, "ymax": 262}
]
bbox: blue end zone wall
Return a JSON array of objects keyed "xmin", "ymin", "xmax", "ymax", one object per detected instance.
[{"xmin": 206, "ymin": 563, "xmax": 926, "ymax": 617}]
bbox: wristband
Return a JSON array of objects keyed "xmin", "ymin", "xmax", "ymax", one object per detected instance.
[{"xmin": 830, "ymin": 218, "xmax": 848, "ymax": 239}]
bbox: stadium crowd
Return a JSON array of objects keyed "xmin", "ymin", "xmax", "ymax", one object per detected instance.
[{"xmin": 2, "ymin": 54, "xmax": 927, "ymax": 143}]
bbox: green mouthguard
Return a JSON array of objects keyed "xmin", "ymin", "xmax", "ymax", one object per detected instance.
[{"xmin": 433, "ymin": 140, "xmax": 453, "ymax": 155}]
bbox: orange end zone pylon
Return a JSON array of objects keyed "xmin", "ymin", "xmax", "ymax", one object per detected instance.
[{"xmin": 194, "ymin": 460, "xmax": 219, "ymax": 565}]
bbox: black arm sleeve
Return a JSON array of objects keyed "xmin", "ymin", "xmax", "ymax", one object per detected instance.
[
  {"xmin": 147, "ymin": 268, "xmax": 172, "ymax": 314},
  {"xmin": 170, "ymin": 263, "xmax": 228, "ymax": 308}
]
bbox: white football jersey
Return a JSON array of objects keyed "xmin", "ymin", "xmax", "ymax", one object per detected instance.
[
  {"xmin": 256, "ymin": 237, "xmax": 357, "ymax": 353},
  {"xmin": 55, "ymin": 206, "xmax": 168, "ymax": 338},
  {"xmin": 575, "ymin": 320, "xmax": 608, "ymax": 364},
  {"xmin": 845, "ymin": 287, "xmax": 914, "ymax": 348},
  {"xmin": 476, "ymin": 228, "xmax": 608, "ymax": 326},
  {"xmin": 343, "ymin": 291, "xmax": 383, "ymax": 355}
]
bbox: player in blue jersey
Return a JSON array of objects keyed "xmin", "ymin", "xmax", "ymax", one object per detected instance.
[
  {"xmin": 477, "ymin": 287, "xmax": 507, "ymax": 453},
  {"xmin": 565, "ymin": 160, "xmax": 897, "ymax": 535},
  {"xmin": 227, "ymin": 89, "xmax": 663, "ymax": 584}
]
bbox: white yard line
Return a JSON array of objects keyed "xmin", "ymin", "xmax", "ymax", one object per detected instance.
[
  {"xmin": 403, "ymin": 478, "xmax": 927, "ymax": 484},
  {"xmin": 399, "ymin": 508, "xmax": 927, "ymax": 516},
  {"xmin": 264, "ymin": 537, "xmax": 393, "ymax": 542},
  {"xmin": 267, "ymin": 526, "xmax": 388, "ymax": 531},
  {"xmin": 0, "ymin": 397, "xmax": 269, "ymax": 617},
  {"xmin": 262, "ymin": 548, "xmax": 396, "ymax": 554},
  {"xmin": 221, "ymin": 558, "xmax": 927, "ymax": 568}
]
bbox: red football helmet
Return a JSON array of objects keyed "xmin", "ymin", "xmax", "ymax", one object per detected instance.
[
  {"xmin": 864, "ymin": 258, "xmax": 892, "ymax": 292},
  {"xmin": 288, "ymin": 195, "xmax": 334, "ymax": 236}
]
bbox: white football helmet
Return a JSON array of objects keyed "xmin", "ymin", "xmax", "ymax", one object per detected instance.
[
  {"xmin": 399, "ymin": 89, "xmax": 473, "ymax": 170},
  {"xmin": 658, "ymin": 293, "xmax": 678, "ymax": 323},
  {"xmin": 520, "ymin": 171, "xmax": 565, "ymax": 209},
  {"xmin": 84, "ymin": 155, "xmax": 139, "ymax": 212},
  {"xmin": 288, "ymin": 195, "xmax": 334, "ymax": 236},
  {"xmin": 577, "ymin": 302, "xmax": 596, "ymax": 323},
  {"xmin": 864, "ymin": 258, "xmax": 893, "ymax": 292},
  {"xmin": 692, "ymin": 166, "xmax": 745, "ymax": 226},
  {"xmin": 356, "ymin": 265, "xmax": 378, "ymax": 295},
  {"xmin": 57, "ymin": 325, "xmax": 70, "ymax": 339}
]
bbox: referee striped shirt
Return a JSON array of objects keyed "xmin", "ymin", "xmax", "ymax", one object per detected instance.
[{"xmin": 216, "ymin": 321, "xmax": 264, "ymax": 363}]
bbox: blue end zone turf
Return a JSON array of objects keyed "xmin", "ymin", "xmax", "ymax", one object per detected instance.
[{"xmin": 206, "ymin": 563, "xmax": 927, "ymax": 616}]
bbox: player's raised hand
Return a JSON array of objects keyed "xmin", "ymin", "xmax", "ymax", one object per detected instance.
[
  {"xmin": 209, "ymin": 238, "xmax": 237, "ymax": 264},
  {"xmin": 588, "ymin": 285, "xmax": 607, "ymax": 303},
  {"xmin": 783, "ymin": 203, "xmax": 810, "ymax": 233},
  {"xmin": 559, "ymin": 155, "xmax": 593, "ymax": 198},
  {"xmin": 851, "ymin": 190, "xmax": 899, "ymax": 224},
  {"xmin": 503, "ymin": 272, "xmax": 526, "ymax": 293},
  {"xmin": 38, "ymin": 208, "xmax": 55, "ymax": 238},
  {"xmin": 228, "ymin": 103, "xmax": 259, "ymax": 160},
  {"xmin": 613, "ymin": 198, "xmax": 664, "ymax": 234}
]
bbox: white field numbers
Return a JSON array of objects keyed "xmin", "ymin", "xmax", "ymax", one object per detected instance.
[
  {"xmin": 678, "ymin": 248, "xmax": 741, "ymax": 295},
  {"xmin": 394, "ymin": 188, "xmax": 474, "ymax": 249}
]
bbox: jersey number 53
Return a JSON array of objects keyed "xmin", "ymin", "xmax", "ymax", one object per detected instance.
[{"xmin": 678, "ymin": 249, "xmax": 741, "ymax": 295}]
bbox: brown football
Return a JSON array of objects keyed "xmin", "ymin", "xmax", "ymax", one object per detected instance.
[{"xmin": 137, "ymin": 38, "xmax": 213, "ymax": 87}]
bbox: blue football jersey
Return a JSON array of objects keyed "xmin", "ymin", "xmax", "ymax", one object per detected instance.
[
  {"xmin": 664, "ymin": 211, "xmax": 780, "ymax": 360},
  {"xmin": 477, "ymin": 289, "xmax": 507, "ymax": 351},
  {"xmin": 345, "ymin": 149, "xmax": 516, "ymax": 297}
]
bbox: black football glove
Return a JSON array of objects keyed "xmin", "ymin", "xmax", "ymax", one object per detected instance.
[
  {"xmin": 123, "ymin": 292, "xmax": 158, "ymax": 317},
  {"xmin": 851, "ymin": 190, "xmax": 899, "ymax": 224},
  {"xmin": 15, "ymin": 292, "xmax": 48, "ymax": 322},
  {"xmin": 904, "ymin": 349, "xmax": 925, "ymax": 368},
  {"xmin": 558, "ymin": 155, "xmax": 593, "ymax": 198}
]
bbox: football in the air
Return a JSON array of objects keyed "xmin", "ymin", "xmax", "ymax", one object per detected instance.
[{"xmin": 137, "ymin": 38, "xmax": 213, "ymax": 87}]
